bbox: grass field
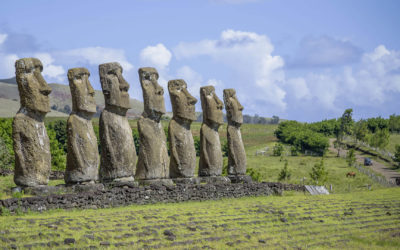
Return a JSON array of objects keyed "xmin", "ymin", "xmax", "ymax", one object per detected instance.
[
  {"xmin": 388, "ymin": 133, "xmax": 400, "ymax": 154},
  {"xmin": 1, "ymin": 119, "xmax": 400, "ymax": 249},
  {"xmin": 0, "ymin": 189, "xmax": 399, "ymax": 249}
]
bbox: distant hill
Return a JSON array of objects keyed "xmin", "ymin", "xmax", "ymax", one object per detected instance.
[{"xmin": 0, "ymin": 77, "xmax": 143, "ymax": 118}]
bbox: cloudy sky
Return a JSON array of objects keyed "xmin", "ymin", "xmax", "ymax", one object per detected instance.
[{"xmin": 0, "ymin": 0, "xmax": 399, "ymax": 121}]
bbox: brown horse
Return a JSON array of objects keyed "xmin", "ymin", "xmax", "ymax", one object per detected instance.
[{"xmin": 346, "ymin": 172, "xmax": 356, "ymax": 178}]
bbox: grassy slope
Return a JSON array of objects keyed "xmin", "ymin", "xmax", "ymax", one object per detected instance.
[
  {"xmin": 0, "ymin": 189, "xmax": 399, "ymax": 249},
  {"xmin": 387, "ymin": 133, "xmax": 400, "ymax": 154}
]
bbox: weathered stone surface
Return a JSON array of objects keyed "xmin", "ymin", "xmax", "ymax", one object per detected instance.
[
  {"xmin": 136, "ymin": 67, "xmax": 169, "ymax": 180},
  {"xmin": 199, "ymin": 176, "xmax": 231, "ymax": 184},
  {"xmin": 168, "ymin": 79, "xmax": 197, "ymax": 178},
  {"xmin": 0, "ymin": 183, "xmax": 284, "ymax": 214},
  {"xmin": 228, "ymin": 175, "xmax": 252, "ymax": 183},
  {"xmin": 223, "ymin": 89, "xmax": 247, "ymax": 175},
  {"xmin": 13, "ymin": 58, "xmax": 52, "ymax": 187},
  {"xmin": 99, "ymin": 62, "xmax": 136, "ymax": 182},
  {"xmin": 65, "ymin": 68, "xmax": 99, "ymax": 184},
  {"xmin": 198, "ymin": 86, "xmax": 224, "ymax": 177}
]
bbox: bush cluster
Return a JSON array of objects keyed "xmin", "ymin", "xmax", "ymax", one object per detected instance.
[{"xmin": 275, "ymin": 121, "xmax": 329, "ymax": 155}]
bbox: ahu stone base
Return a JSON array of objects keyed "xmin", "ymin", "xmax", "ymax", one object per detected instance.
[
  {"xmin": 199, "ymin": 176, "xmax": 231, "ymax": 184},
  {"xmin": 228, "ymin": 175, "xmax": 253, "ymax": 183},
  {"xmin": 172, "ymin": 177, "xmax": 200, "ymax": 185},
  {"xmin": 2, "ymin": 182, "xmax": 287, "ymax": 214},
  {"xmin": 137, "ymin": 178, "xmax": 174, "ymax": 186}
]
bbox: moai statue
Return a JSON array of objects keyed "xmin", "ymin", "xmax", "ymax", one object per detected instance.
[
  {"xmin": 198, "ymin": 86, "xmax": 230, "ymax": 183},
  {"xmin": 99, "ymin": 62, "xmax": 137, "ymax": 183},
  {"xmin": 13, "ymin": 58, "xmax": 52, "ymax": 187},
  {"xmin": 135, "ymin": 67, "xmax": 172, "ymax": 185},
  {"xmin": 223, "ymin": 89, "xmax": 251, "ymax": 183},
  {"xmin": 168, "ymin": 79, "xmax": 199, "ymax": 184},
  {"xmin": 65, "ymin": 68, "xmax": 99, "ymax": 184}
]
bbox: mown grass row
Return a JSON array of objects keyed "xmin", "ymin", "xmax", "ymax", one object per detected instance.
[{"xmin": 0, "ymin": 189, "xmax": 399, "ymax": 249}]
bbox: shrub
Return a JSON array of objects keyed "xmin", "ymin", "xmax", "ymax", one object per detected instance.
[
  {"xmin": 47, "ymin": 120, "xmax": 67, "ymax": 153},
  {"xmin": 46, "ymin": 126, "xmax": 66, "ymax": 171},
  {"xmin": 273, "ymin": 143, "xmax": 284, "ymax": 156},
  {"xmin": 246, "ymin": 167, "xmax": 261, "ymax": 182},
  {"xmin": 132, "ymin": 128, "xmax": 140, "ymax": 155},
  {"xmin": 346, "ymin": 148, "xmax": 356, "ymax": 167},
  {"xmin": 290, "ymin": 146, "xmax": 298, "ymax": 156},
  {"xmin": 0, "ymin": 118, "xmax": 14, "ymax": 169},
  {"xmin": 394, "ymin": 144, "xmax": 400, "ymax": 168},
  {"xmin": 278, "ymin": 160, "xmax": 291, "ymax": 181},
  {"xmin": 0, "ymin": 137, "xmax": 13, "ymax": 171},
  {"xmin": 309, "ymin": 158, "xmax": 328, "ymax": 184},
  {"xmin": 275, "ymin": 121, "xmax": 328, "ymax": 155},
  {"xmin": 193, "ymin": 136, "xmax": 200, "ymax": 156},
  {"xmin": 222, "ymin": 140, "xmax": 228, "ymax": 157}
]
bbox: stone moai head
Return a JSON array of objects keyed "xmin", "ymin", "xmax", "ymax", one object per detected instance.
[
  {"xmin": 15, "ymin": 58, "xmax": 52, "ymax": 114},
  {"xmin": 168, "ymin": 79, "xmax": 197, "ymax": 121},
  {"xmin": 68, "ymin": 68, "xmax": 96, "ymax": 115},
  {"xmin": 139, "ymin": 67, "xmax": 166, "ymax": 118},
  {"xmin": 223, "ymin": 88, "xmax": 243, "ymax": 125},
  {"xmin": 99, "ymin": 62, "xmax": 130, "ymax": 113},
  {"xmin": 200, "ymin": 85, "xmax": 223, "ymax": 126}
]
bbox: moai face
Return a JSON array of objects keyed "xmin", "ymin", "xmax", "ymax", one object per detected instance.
[
  {"xmin": 200, "ymin": 86, "xmax": 224, "ymax": 125},
  {"xmin": 223, "ymin": 88, "xmax": 243, "ymax": 125},
  {"xmin": 15, "ymin": 58, "xmax": 52, "ymax": 114},
  {"xmin": 139, "ymin": 67, "xmax": 166, "ymax": 117},
  {"xmin": 99, "ymin": 62, "xmax": 130, "ymax": 111},
  {"xmin": 168, "ymin": 79, "xmax": 197, "ymax": 121},
  {"xmin": 68, "ymin": 68, "xmax": 96, "ymax": 115}
]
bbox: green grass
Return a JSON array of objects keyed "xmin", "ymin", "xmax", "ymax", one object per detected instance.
[
  {"xmin": 388, "ymin": 133, "xmax": 400, "ymax": 154},
  {"xmin": 0, "ymin": 189, "xmax": 399, "ymax": 249}
]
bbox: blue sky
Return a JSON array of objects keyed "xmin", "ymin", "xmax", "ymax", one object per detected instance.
[{"xmin": 0, "ymin": 0, "xmax": 399, "ymax": 121}]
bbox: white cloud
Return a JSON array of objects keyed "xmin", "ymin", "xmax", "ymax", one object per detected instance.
[
  {"xmin": 140, "ymin": 43, "xmax": 172, "ymax": 70},
  {"xmin": 174, "ymin": 29, "xmax": 287, "ymax": 111},
  {"xmin": 289, "ymin": 35, "xmax": 362, "ymax": 68},
  {"xmin": 176, "ymin": 65, "xmax": 204, "ymax": 98},
  {"xmin": 34, "ymin": 53, "xmax": 65, "ymax": 82},
  {"xmin": 0, "ymin": 53, "xmax": 18, "ymax": 78},
  {"xmin": 0, "ymin": 34, "xmax": 7, "ymax": 46},
  {"xmin": 58, "ymin": 47, "xmax": 133, "ymax": 71},
  {"xmin": 285, "ymin": 45, "xmax": 400, "ymax": 117}
]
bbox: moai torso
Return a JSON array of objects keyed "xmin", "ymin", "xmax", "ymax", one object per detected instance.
[
  {"xmin": 136, "ymin": 116, "xmax": 169, "ymax": 179},
  {"xmin": 13, "ymin": 58, "xmax": 52, "ymax": 187},
  {"xmin": 136, "ymin": 67, "xmax": 169, "ymax": 180},
  {"xmin": 65, "ymin": 68, "xmax": 99, "ymax": 183},
  {"xmin": 168, "ymin": 80, "xmax": 197, "ymax": 178},
  {"xmin": 198, "ymin": 86, "xmax": 224, "ymax": 177},
  {"xmin": 98, "ymin": 62, "xmax": 136, "ymax": 182},
  {"xmin": 224, "ymin": 89, "xmax": 246, "ymax": 175}
]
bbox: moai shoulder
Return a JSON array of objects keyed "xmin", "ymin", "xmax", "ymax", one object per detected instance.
[
  {"xmin": 65, "ymin": 67, "xmax": 99, "ymax": 184},
  {"xmin": 98, "ymin": 62, "xmax": 136, "ymax": 183},
  {"xmin": 136, "ymin": 67, "xmax": 171, "ymax": 185},
  {"xmin": 223, "ymin": 88, "xmax": 251, "ymax": 183},
  {"xmin": 13, "ymin": 58, "xmax": 52, "ymax": 187},
  {"xmin": 168, "ymin": 79, "xmax": 199, "ymax": 184},
  {"xmin": 198, "ymin": 86, "xmax": 230, "ymax": 183}
]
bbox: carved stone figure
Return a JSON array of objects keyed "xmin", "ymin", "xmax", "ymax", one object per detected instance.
[
  {"xmin": 136, "ymin": 67, "xmax": 171, "ymax": 185},
  {"xmin": 198, "ymin": 86, "xmax": 230, "ymax": 183},
  {"xmin": 168, "ymin": 79, "xmax": 199, "ymax": 183},
  {"xmin": 65, "ymin": 68, "xmax": 99, "ymax": 184},
  {"xmin": 13, "ymin": 58, "xmax": 52, "ymax": 187},
  {"xmin": 99, "ymin": 62, "xmax": 136, "ymax": 182},
  {"xmin": 224, "ymin": 89, "xmax": 251, "ymax": 183}
]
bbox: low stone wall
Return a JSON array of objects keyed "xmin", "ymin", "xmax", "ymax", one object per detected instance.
[{"xmin": 0, "ymin": 182, "xmax": 305, "ymax": 214}]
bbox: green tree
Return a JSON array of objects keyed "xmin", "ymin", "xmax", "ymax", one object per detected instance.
[
  {"xmin": 47, "ymin": 120, "xmax": 67, "ymax": 153},
  {"xmin": 46, "ymin": 126, "xmax": 66, "ymax": 171},
  {"xmin": 389, "ymin": 114, "xmax": 400, "ymax": 133},
  {"xmin": 346, "ymin": 148, "xmax": 356, "ymax": 167},
  {"xmin": 309, "ymin": 158, "xmax": 328, "ymax": 184},
  {"xmin": 353, "ymin": 119, "xmax": 369, "ymax": 143},
  {"xmin": 278, "ymin": 160, "xmax": 291, "ymax": 181},
  {"xmin": 336, "ymin": 109, "xmax": 353, "ymax": 157},
  {"xmin": 369, "ymin": 128, "xmax": 390, "ymax": 149},
  {"xmin": 0, "ymin": 137, "xmax": 13, "ymax": 171},
  {"xmin": 394, "ymin": 144, "xmax": 400, "ymax": 168}
]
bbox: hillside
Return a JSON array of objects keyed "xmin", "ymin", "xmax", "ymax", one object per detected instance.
[{"xmin": 0, "ymin": 77, "xmax": 143, "ymax": 118}]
